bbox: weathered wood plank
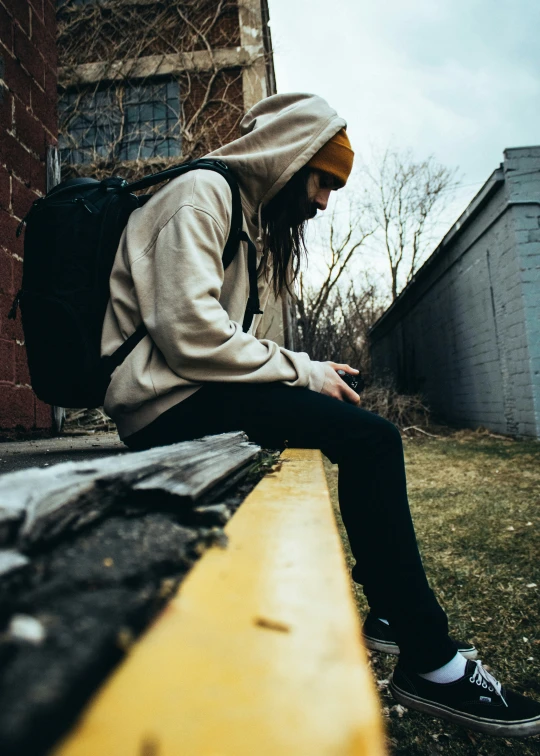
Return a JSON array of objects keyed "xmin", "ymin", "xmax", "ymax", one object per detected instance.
[{"xmin": 0, "ymin": 433, "xmax": 260, "ymax": 549}]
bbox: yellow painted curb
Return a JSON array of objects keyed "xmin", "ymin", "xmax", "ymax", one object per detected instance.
[{"xmin": 54, "ymin": 448, "xmax": 386, "ymax": 756}]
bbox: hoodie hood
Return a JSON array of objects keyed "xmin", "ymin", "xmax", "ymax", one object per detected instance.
[{"xmin": 207, "ymin": 93, "xmax": 346, "ymax": 218}]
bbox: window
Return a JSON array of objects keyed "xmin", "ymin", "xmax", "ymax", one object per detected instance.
[
  {"xmin": 120, "ymin": 80, "xmax": 181, "ymax": 160},
  {"xmin": 59, "ymin": 79, "xmax": 181, "ymax": 165}
]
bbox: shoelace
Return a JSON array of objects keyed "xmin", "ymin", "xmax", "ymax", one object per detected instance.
[{"xmin": 469, "ymin": 660, "xmax": 508, "ymax": 707}]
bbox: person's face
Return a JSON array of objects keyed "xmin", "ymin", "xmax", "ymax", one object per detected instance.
[{"xmin": 306, "ymin": 170, "xmax": 339, "ymax": 218}]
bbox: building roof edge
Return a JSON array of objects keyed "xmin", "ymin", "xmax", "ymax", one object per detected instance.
[{"xmin": 369, "ymin": 165, "xmax": 505, "ymax": 336}]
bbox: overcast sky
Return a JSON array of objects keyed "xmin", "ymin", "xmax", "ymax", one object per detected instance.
[{"xmin": 268, "ymin": 0, "xmax": 540, "ymax": 234}]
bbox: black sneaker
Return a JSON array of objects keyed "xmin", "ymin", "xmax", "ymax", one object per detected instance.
[
  {"xmin": 390, "ymin": 659, "xmax": 540, "ymax": 737},
  {"xmin": 363, "ymin": 613, "xmax": 478, "ymax": 659}
]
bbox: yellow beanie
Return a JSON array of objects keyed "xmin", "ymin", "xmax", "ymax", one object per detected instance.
[{"xmin": 307, "ymin": 128, "xmax": 354, "ymax": 188}]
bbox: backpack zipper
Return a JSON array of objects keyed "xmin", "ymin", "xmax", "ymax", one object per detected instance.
[{"xmin": 73, "ymin": 197, "xmax": 94, "ymax": 213}]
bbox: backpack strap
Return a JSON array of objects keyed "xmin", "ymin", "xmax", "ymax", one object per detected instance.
[
  {"xmin": 102, "ymin": 160, "xmax": 262, "ymax": 381},
  {"xmin": 126, "ymin": 158, "xmax": 243, "ymax": 270},
  {"xmin": 241, "ymin": 231, "xmax": 264, "ymax": 333},
  {"xmin": 124, "ymin": 157, "xmax": 233, "ymax": 196},
  {"xmin": 102, "ymin": 323, "xmax": 148, "ymax": 377}
]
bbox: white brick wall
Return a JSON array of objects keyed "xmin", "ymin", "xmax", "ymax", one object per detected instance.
[{"xmin": 370, "ymin": 147, "xmax": 540, "ymax": 437}]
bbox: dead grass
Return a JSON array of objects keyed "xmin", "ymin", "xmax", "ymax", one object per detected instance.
[
  {"xmin": 64, "ymin": 407, "xmax": 116, "ymax": 433},
  {"xmin": 323, "ymin": 429, "xmax": 540, "ymax": 756},
  {"xmin": 360, "ymin": 386, "xmax": 431, "ymax": 430}
]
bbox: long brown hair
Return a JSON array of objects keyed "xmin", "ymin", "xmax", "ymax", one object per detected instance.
[{"xmin": 261, "ymin": 166, "xmax": 317, "ymax": 299}]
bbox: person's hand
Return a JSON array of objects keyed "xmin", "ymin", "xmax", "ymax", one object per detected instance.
[{"xmin": 320, "ymin": 362, "xmax": 361, "ymax": 406}]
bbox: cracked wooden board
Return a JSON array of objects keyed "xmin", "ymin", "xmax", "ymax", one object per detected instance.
[
  {"xmin": 0, "ymin": 432, "xmax": 260, "ymax": 549},
  {"xmin": 54, "ymin": 448, "xmax": 386, "ymax": 756}
]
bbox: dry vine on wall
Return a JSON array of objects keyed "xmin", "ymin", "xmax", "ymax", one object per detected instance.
[{"xmin": 57, "ymin": 0, "xmax": 247, "ymax": 184}]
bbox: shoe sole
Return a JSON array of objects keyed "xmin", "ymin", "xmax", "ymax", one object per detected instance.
[
  {"xmin": 363, "ymin": 635, "xmax": 478, "ymax": 661},
  {"xmin": 390, "ymin": 678, "xmax": 540, "ymax": 737},
  {"xmin": 363, "ymin": 635, "xmax": 400, "ymax": 655}
]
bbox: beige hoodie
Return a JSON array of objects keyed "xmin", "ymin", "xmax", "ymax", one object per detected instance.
[{"xmin": 101, "ymin": 93, "xmax": 346, "ymax": 439}]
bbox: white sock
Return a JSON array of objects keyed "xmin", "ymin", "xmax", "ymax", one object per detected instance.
[
  {"xmin": 419, "ymin": 652, "xmax": 467, "ymax": 684},
  {"xmin": 377, "ymin": 617, "xmax": 390, "ymax": 625}
]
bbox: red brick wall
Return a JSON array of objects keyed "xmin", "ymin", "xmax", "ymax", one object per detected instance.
[{"xmin": 0, "ymin": 0, "xmax": 57, "ymax": 431}]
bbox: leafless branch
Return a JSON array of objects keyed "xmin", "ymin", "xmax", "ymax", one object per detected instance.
[
  {"xmin": 292, "ymin": 194, "xmax": 382, "ymax": 374},
  {"xmin": 363, "ymin": 148, "xmax": 459, "ymax": 300}
]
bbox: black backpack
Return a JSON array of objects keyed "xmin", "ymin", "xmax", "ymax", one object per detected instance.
[{"xmin": 9, "ymin": 158, "xmax": 262, "ymax": 409}]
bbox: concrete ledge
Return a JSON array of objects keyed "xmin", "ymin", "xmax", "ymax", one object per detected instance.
[
  {"xmin": 54, "ymin": 448, "xmax": 386, "ymax": 756},
  {"xmin": 59, "ymin": 48, "xmax": 259, "ymax": 86}
]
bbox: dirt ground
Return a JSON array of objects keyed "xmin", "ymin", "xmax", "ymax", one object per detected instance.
[{"xmin": 323, "ymin": 429, "xmax": 540, "ymax": 756}]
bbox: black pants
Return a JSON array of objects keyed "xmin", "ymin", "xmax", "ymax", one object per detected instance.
[{"xmin": 124, "ymin": 381, "xmax": 457, "ymax": 672}]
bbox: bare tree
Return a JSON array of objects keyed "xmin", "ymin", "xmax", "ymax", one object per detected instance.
[
  {"xmin": 363, "ymin": 148, "xmax": 459, "ymax": 300},
  {"xmin": 297, "ymin": 281, "xmax": 383, "ymax": 373},
  {"xmin": 293, "ymin": 196, "xmax": 382, "ymax": 372},
  {"xmin": 292, "ymin": 191, "xmax": 434, "ymax": 423}
]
